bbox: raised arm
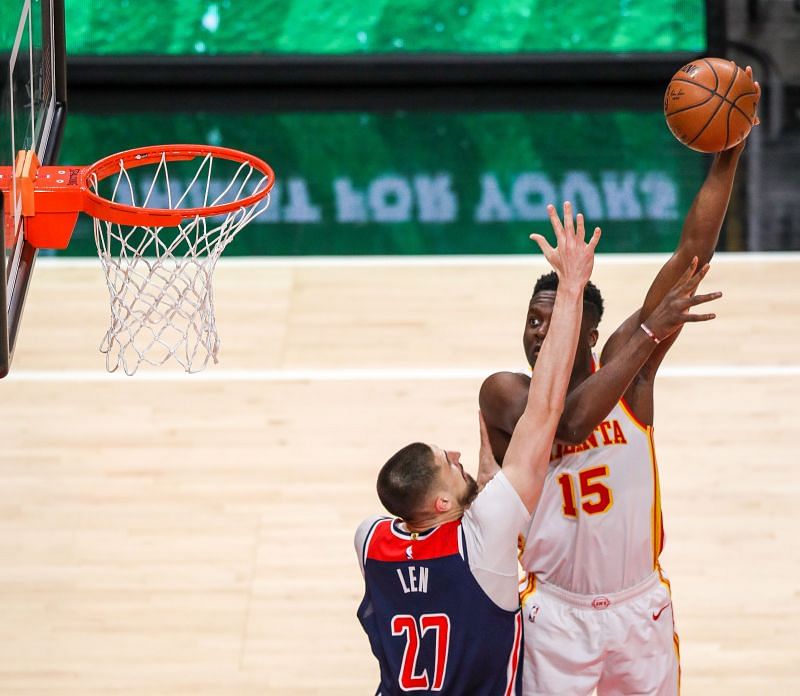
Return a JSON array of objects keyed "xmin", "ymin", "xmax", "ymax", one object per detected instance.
[
  {"xmin": 590, "ymin": 69, "xmax": 761, "ymax": 425},
  {"xmin": 556, "ymin": 258, "xmax": 721, "ymax": 442},
  {"xmin": 605, "ymin": 67, "xmax": 760, "ymax": 363},
  {"xmin": 597, "ymin": 142, "xmax": 744, "ymax": 424},
  {"xmin": 639, "ymin": 146, "xmax": 741, "ymax": 317},
  {"xmin": 501, "ymin": 203, "xmax": 600, "ymax": 512}
]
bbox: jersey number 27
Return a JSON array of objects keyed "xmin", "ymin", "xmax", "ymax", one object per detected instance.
[{"xmin": 391, "ymin": 613, "xmax": 450, "ymax": 691}]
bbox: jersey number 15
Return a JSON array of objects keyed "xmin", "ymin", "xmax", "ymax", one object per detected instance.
[{"xmin": 557, "ymin": 465, "xmax": 614, "ymax": 517}]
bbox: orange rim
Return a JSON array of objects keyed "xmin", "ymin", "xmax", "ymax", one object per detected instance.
[{"xmin": 81, "ymin": 144, "xmax": 275, "ymax": 227}]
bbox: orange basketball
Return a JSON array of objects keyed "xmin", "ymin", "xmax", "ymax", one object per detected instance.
[{"xmin": 664, "ymin": 58, "xmax": 758, "ymax": 153}]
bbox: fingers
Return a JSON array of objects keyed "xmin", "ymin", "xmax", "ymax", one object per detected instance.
[
  {"xmin": 687, "ymin": 290, "xmax": 722, "ymax": 306},
  {"xmin": 754, "ymin": 81, "xmax": 761, "ymax": 125},
  {"xmin": 684, "ymin": 261, "xmax": 710, "ymax": 295},
  {"xmin": 529, "ymin": 233, "xmax": 554, "ymax": 257},
  {"xmin": 753, "ymin": 79, "xmax": 761, "ymax": 126},
  {"xmin": 689, "ymin": 261, "xmax": 708, "ymax": 281},
  {"xmin": 746, "ymin": 65, "xmax": 762, "ymax": 126},
  {"xmin": 546, "ymin": 201, "xmax": 587, "ymax": 241},
  {"xmin": 674, "ymin": 256, "xmax": 699, "ymax": 290},
  {"xmin": 546, "ymin": 204, "xmax": 566, "ymax": 246},
  {"xmin": 746, "ymin": 66, "xmax": 760, "ymax": 96},
  {"xmin": 677, "ymin": 287, "xmax": 722, "ymax": 323},
  {"xmin": 665, "ymin": 259, "xmax": 708, "ymax": 305},
  {"xmin": 575, "ymin": 212, "xmax": 585, "ymax": 241},
  {"xmin": 679, "ymin": 285, "xmax": 722, "ymax": 322},
  {"xmin": 537, "ymin": 203, "xmax": 597, "ymax": 270},
  {"xmin": 587, "ymin": 226, "xmax": 602, "ymax": 251},
  {"xmin": 562, "ymin": 201, "xmax": 575, "ymax": 239},
  {"xmin": 681, "ymin": 311, "xmax": 717, "ymax": 322}
]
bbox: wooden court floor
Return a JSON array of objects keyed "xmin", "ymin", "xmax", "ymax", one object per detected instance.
[{"xmin": 1, "ymin": 254, "xmax": 799, "ymax": 694}]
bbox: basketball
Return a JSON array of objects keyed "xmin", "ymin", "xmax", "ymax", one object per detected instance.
[{"xmin": 664, "ymin": 58, "xmax": 758, "ymax": 153}]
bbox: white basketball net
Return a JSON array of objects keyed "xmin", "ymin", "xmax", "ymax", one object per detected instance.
[{"xmin": 88, "ymin": 150, "xmax": 271, "ymax": 375}]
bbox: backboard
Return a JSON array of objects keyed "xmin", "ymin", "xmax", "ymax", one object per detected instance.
[{"xmin": 1, "ymin": 0, "xmax": 66, "ymax": 377}]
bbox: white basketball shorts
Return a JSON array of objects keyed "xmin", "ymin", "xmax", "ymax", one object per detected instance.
[{"xmin": 520, "ymin": 569, "xmax": 679, "ymax": 695}]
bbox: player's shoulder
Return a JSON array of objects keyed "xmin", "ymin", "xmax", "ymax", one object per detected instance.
[
  {"xmin": 467, "ymin": 470, "xmax": 526, "ymax": 524},
  {"xmin": 354, "ymin": 515, "xmax": 389, "ymax": 550},
  {"xmin": 479, "ymin": 370, "xmax": 530, "ymax": 419},
  {"xmin": 354, "ymin": 514, "xmax": 391, "ymax": 573},
  {"xmin": 480, "ymin": 370, "xmax": 530, "ymax": 400}
]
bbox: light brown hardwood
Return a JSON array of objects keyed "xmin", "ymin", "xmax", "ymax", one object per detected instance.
[{"xmin": 1, "ymin": 255, "xmax": 798, "ymax": 694}]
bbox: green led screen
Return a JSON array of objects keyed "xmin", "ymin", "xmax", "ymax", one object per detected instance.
[
  {"xmin": 61, "ymin": 0, "xmax": 706, "ymax": 55},
  {"xmin": 51, "ymin": 109, "xmax": 707, "ymax": 256}
]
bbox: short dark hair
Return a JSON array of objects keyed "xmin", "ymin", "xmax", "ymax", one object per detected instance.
[
  {"xmin": 377, "ymin": 443, "xmax": 438, "ymax": 521},
  {"xmin": 532, "ymin": 271, "xmax": 604, "ymax": 325}
]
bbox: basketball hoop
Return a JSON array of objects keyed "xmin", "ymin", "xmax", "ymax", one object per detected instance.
[{"xmin": 0, "ymin": 144, "xmax": 275, "ymax": 375}]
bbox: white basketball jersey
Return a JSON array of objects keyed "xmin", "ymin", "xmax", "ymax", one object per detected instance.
[{"xmin": 519, "ymin": 397, "xmax": 664, "ymax": 595}]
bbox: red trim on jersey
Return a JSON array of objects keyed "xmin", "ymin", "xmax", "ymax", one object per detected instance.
[
  {"xmin": 366, "ymin": 518, "xmax": 462, "ymax": 562},
  {"xmin": 504, "ymin": 611, "xmax": 522, "ymax": 696},
  {"xmin": 619, "ymin": 395, "xmax": 651, "ymax": 432}
]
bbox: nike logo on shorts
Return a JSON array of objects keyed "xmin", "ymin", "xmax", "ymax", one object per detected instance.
[{"xmin": 652, "ymin": 603, "xmax": 671, "ymax": 621}]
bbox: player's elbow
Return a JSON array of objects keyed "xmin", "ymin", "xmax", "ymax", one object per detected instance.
[
  {"xmin": 676, "ymin": 235, "xmax": 716, "ymax": 267},
  {"xmin": 556, "ymin": 412, "xmax": 594, "ymax": 445}
]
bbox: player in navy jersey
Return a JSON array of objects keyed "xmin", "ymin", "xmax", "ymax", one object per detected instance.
[{"xmin": 356, "ymin": 204, "xmax": 600, "ymax": 695}]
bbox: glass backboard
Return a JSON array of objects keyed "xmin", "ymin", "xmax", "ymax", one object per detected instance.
[{"xmin": 0, "ymin": 0, "xmax": 66, "ymax": 376}]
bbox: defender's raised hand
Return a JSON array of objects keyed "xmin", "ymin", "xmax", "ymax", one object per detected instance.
[
  {"xmin": 530, "ymin": 201, "xmax": 601, "ymax": 290},
  {"xmin": 641, "ymin": 257, "xmax": 722, "ymax": 342}
]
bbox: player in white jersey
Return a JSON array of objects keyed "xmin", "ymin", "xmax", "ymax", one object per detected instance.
[
  {"xmin": 479, "ymin": 94, "xmax": 759, "ymax": 695},
  {"xmin": 516, "ymin": 366, "xmax": 676, "ymax": 695},
  {"xmin": 518, "ymin": 388, "xmax": 660, "ymax": 595}
]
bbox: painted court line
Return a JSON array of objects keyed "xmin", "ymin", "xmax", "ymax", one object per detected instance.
[
  {"xmin": 6, "ymin": 365, "xmax": 800, "ymax": 382},
  {"xmin": 33, "ymin": 251, "xmax": 800, "ymax": 270}
]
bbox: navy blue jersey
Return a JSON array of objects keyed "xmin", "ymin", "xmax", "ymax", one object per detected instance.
[{"xmin": 357, "ymin": 517, "xmax": 523, "ymax": 695}]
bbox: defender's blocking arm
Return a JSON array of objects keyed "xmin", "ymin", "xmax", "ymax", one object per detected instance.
[{"xmin": 500, "ymin": 205, "xmax": 599, "ymax": 510}]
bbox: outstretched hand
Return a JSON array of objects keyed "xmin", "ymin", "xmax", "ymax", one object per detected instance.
[
  {"xmin": 530, "ymin": 201, "xmax": 601, "ymax": 290},
  {"xmin": 642, "ymin": 257, "xmax": 722, "ymax": 342}
]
